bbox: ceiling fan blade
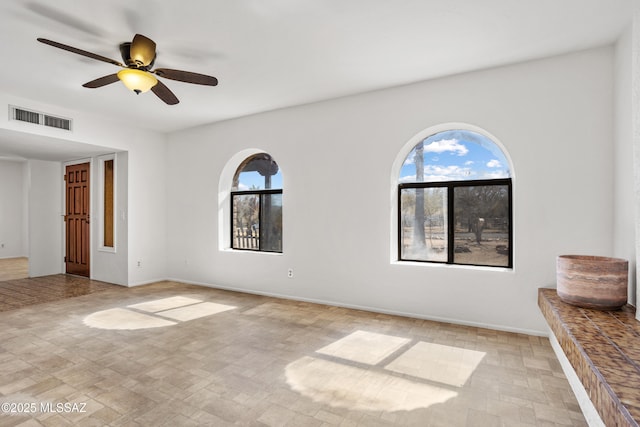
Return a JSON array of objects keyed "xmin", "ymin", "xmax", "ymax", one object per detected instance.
[
  {"xmin": 37, "ymin": 38, "xmax": 124, "ymax": 67},
  {"xmin": 153, "ymin": 68, "xmax": 218, "ymax": 86},
  {"xmin": 82, "ymin": 74, "xmax": 120, "ymax": 88},
  {"xmin": 151, "ymin": 80, "xmax": 179, "ymax": 105},
  {"xmin": 130, "ymin": 34, "xmax": 156, "ymax": 67}
]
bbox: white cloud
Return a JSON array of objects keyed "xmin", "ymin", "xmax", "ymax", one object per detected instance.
[
  {"xmin": 424, "ymin": 165, "xmax": 474, "ymax": 181},
  {"xmin": 464, "ymin": 160, "xmax": 474, "ymax": 166},
  {"xmin": 399, "ymin": 175, "xmax": 417, "ymax": 183},
  {"xmin": 400, "ymin": 165, "xmax": 476, "ymax": 182},
  {"xmin": 479, "ymin": 170, "xmax": 509, "ymax": 179},
  {"xmin": 423, "ymin": 139, "xmax": 468, "ymax": 156},
  {"xmin": 486, "ymin": 159, "xmax": 502, "ymax": 168}
]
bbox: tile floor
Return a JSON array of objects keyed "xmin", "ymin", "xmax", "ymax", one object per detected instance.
[
  {"xmin": 0, "ymin": 274, "xmax": 116, "ymax": 312},
  {"xmin": 0, "ymin": 277, "xmax": 586, "ymax": 426},
  {"xmin": 0, "ymin": 258, "xmax": 28, "ymax": 282}
]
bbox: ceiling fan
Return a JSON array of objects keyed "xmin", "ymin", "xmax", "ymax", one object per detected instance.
[{"xmin": 37, "ymin": 34, "xmax": 218, "ymax": 105}]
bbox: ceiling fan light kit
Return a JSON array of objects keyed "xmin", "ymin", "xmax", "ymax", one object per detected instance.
[
  {"xmin": 117, "ymin": 69, "xmax": 157, "ymax": 94},
  {"xmin": 37, "ymin": 34, "xmax": 218, "ymax": 105}
]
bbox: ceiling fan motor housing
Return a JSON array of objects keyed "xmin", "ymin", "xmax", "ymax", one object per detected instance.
[
  {"xmin": 36, "ymin": 34, "xmax": 216, "ymax": 105},
  {"xmin": 119, "ymin": 42, "xmax": 155, "ymax": 69}
]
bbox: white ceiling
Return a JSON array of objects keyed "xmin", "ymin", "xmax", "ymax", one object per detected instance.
[{"xmin": 0, "ymin": 0, "xmax": 634, "ymax": 159}]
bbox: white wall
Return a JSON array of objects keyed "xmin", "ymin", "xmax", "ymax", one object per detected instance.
[
  {"xmin": 166, "ymin": 46, "xmax": 614, "ymax": 335},
  {"xmin": 614, "ymin": 24, "xmax": 636, "ymax": 306},
  {"xmin": 0, "ymin": 93, "xmax": 166, "ymax": 285},
  {"xmin": 22, "ymin": 162, "xmax": 28, "ymax": 256},
  {"xmin": 0, "ymin": 159, "xmax": 26, "ymax": 258},
  {"xmin": 632, "ymin": 6, "xmax": 640, "ymax": 321},
  {"xmin": 92, "ymin": 152, "xmax": 129, "ymax": 285},
  {"xmin": 127, "ymin": 141, "xmax": 167, "ymax": 286},
  {"xmin": 27, "ymin": 159, "xmax": 62, "ymax": 277}
]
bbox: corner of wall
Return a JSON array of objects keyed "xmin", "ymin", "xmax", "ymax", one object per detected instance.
[{"xmin": 631, "ymin": 7, "xmax": 640, "ymax": 314}]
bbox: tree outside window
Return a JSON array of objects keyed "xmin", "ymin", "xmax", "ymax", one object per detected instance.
[
  {"xmin": 399, "ymin": 129, "xmax": 512, "ymax": 267},
  {"xmin": 231, "ymin": 153, "xmax": 283, "ymax": 253}
]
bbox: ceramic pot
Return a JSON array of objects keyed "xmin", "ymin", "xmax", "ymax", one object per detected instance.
[{"xmin": 556, "ymin": 255, "xmax": 628, "ymax": 310}]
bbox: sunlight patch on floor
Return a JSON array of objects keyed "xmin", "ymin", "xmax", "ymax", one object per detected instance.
[
  {"xmin": 285, "ymin": 356, "xmax": 457, "ymax": 412},
  {"xmin": 286, "ymin": 330, "xmax": 487, "ymax": 411},
  {"xmin": 316, "ymin": 330, "xmax": 410, "ymax": 365},
  {"xmin": 83, "ymin": 296, "xmax": 236, "ymax": 330},
  {"xmin": 83, "ymin": 308, "xmax": 177, "ymax": 330},
  {"xmin": 128, "ymin": 296, "xmax": 202, "ymax": 312},
  {"xmin": 156, "ymin": 302, "xmax": 235, "ymax": 321},
  {"xmin": 385, "ymin": 342, "xmax": 486, "ymax": 387}
]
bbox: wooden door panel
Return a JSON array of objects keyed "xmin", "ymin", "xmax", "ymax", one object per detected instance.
[{"xmin": 65, "ymin": 163, "xmax": 90, "ymax": 277}]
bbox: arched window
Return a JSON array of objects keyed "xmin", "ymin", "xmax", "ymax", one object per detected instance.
[
  {"xmin": 231, "ymin": 153, "xmax": 283, "ymax": 252},
  {"xmin": 398, "ymin": 129, "xmax": 512, "ymax": 267}
]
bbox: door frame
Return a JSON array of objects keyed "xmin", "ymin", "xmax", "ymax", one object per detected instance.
[{"xmin": 62, "ymin": 158, "xmax": 93, "ymax": 277}]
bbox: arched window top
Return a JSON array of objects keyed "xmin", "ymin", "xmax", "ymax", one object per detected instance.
[
  {"xmin": 230, "ymin": 152, "xmax": 283, "ymax": 253},
  {"xmin": 399, "ymin": 129, "xmax": 510, "ymax": 183},
  {"xmin": 396, "ymin": 127, "xmax": 512, "ymax": 268},
  {"xmin": 232, "ymin": 153, "xmax": 282, "ymax": 191}
]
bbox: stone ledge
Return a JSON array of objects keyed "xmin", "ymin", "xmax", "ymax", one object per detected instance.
[{"xmin": 538, "ymin": 288, "xmax": 640, "ymax": 427}]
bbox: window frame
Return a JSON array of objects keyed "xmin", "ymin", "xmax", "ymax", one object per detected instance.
[
  {"xmin": 230, "ymin": 188, "xmax": 283, "ymax": 253},
  {"xmin": 398, "ymin": 177, "xmax": 512, "ymax": 268},
  {"xmin": 97, "ymin": 154, "xmax": 116, "ymax": 253}
]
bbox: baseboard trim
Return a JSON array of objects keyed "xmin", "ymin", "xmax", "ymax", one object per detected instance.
[
  {"xmin": 166, "ymin": 277, "xmax": 547, "ymax": 337},
  {"xmin": 128, "ymin": 278, "xmax": 170, "ymax": 287}
]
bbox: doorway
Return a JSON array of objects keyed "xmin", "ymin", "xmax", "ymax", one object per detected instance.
[{"xmin": 65, "ymin": 162, "xmax": 90, "ymax": 277}]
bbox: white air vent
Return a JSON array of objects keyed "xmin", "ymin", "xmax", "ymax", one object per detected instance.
[{"xmin": 9, "ymin": 105, "xmax": 72, "ymax": 131}]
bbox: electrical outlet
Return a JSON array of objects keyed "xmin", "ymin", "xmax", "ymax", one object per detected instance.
[
  {"xmin": 287, "ymin": 268, "xmax": 293, "ymax": 278},
  {"xmin": 0, "ymin": 243, "xmax": 4, "ymax": 248},
  {"xmin": 137, "ymin": 260, "xmax": 142, "ymax": 268}
]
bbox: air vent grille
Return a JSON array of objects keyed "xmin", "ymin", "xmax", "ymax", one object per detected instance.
[
  {"xmin": 9, "ymin": 106, "xmax": 72, "ymax": 131},
  {"xmin": 44, "ymin": 114, "xmax": 71, "ymax": 130},
  {"xmin": 14, "ymin": 108, "xmax": 40, "ymax": 124}
]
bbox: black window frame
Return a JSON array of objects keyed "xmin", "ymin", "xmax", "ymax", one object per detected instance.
[
  {"xmin": 231, "ymin": 188, "xmax": 283, "ymax": 253},
  {"xmin": 398, "ymin": 178, "xmax": 513, "ymax": 268}
]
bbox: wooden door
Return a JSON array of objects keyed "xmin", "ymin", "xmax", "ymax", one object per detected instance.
[{"xmin": 65, "ymin": 163, "xmax": 90, "ymax": 277}]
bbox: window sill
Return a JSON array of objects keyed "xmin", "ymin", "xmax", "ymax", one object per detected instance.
[
  {"xmin": 221, "ymin": 248, "xmax": 283, "ymax": 256},
  {"xmin": 391, "ymin": 260, "xmax": 513, "ymax": 273}
]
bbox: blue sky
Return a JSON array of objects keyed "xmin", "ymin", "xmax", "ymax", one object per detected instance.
[
  {"xmin": 236, "ymin": 170, "xmax": 283, "ymax": 190},
  {"xmin": 234, "ymin": 130, "xmax": 508, "ymax": 189},
  {"xmin": 399, "ymin": 130, "xmax": 510, "ymax": 182}
]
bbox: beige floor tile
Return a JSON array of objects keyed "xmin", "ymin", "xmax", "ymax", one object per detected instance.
[
  {"xmin": 127, "ymin": 295, "xmax": 202, "ymax": 312},
  {"xmin": 316, "ymin": 330, "xmax": 410, "ymax": 365},
  {"xmin": 0, "ymin": 277, "xmax": 587, "ymax": 426},
  {"xmin": 155, "ymin": 301, "xmax": 235, "ymax": 321},
  {"xmin": 385, "ymin": 341, "xmax": 486, "ymax": 387},
  {"xmin": 82, "ymin": 308, "xmax": 177, "ymax": 330}
]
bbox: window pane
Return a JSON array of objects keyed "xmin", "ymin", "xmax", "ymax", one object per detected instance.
[
  {"xmin": 400, "ymin": 188, "xmax": 447, "ymax": 261},
  {"xmin": 103, "ymin": 159, "xmax": 114, "ymax": 248},
  {"xmin": 399, "ymin": 130, "xmax": 510, "ymax": 183},
  {"xmin": 232, "ymin": 194, "xmax": 260, "ymax": 250},
  {"xmin": 453, "ymin": 185, "xmax": 509, "ymax": 267},
  {"xmin": 233, "ymin": 153, "xmax": 282, "ymax": 191},
  {"xmin": 261, "ymin": 193, "xmax": 282, "ymax": 252}
]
